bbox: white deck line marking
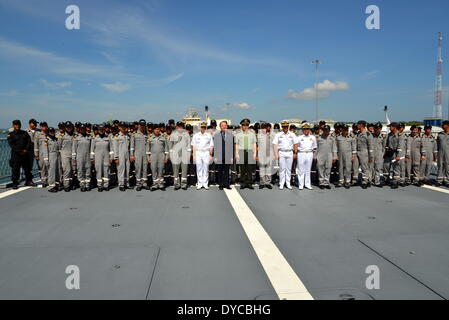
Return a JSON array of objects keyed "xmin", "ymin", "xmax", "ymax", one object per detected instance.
[
  {"xmin": 422, "ymin": 185, "xmax": 449, "ymax": 195},
  {"xmin": 224, "ymin": 186, "xmax": 314, "ymax": 300},
  {"xmin": 0, "ymin": 187, "xmax": 31, "ymax": 199}
]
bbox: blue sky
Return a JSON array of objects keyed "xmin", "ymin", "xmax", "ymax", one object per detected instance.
[{"xmin": 0, "ymin": 0, "xmax": 448, "ymax": 127}]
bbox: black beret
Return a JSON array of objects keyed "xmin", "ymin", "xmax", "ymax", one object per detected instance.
[
  {"xmin": 65, "ymin": 121, "xmax": 74, "ymax": 127},
  {"xmin": 40, "ymin": 122, "xmax": 48, "ymax": 127},
  {"xmin": 357, "ymin": 120, "xmax": 367, "ymax": 126},
  {"xmin": 374, "ymin": 122, "xmax": 383, "ymax": 128},
  {"xmin": 29, "ymin": 119, "xmax": 38, "ymax": 125},
  {"xmin": 12, "ymin": 119, "xmax": 21, "ymax": 126},
  {"xmin": 240, "ymin": 118, "xmax": 250, "ymax": 126},
  {"xmin": 48, "ymin": 127, "xmax": 55, "ymax": 132}
]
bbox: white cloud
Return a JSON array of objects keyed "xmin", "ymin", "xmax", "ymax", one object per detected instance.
[
  {"xmin": 101, "ymin": 82, "xmax": 131, "ymax": 93},
  {"xmin": 286, "ymin": 80, "xmax": 350, "ymax": 101},
  {"xmin": 233, "ymin": 102, "xmax": 255, "ymax": 110}
]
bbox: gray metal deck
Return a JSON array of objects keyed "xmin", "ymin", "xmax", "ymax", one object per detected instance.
[{"xmin": 0, "ymin": 185, "xmax": 448, "ymax": 300}]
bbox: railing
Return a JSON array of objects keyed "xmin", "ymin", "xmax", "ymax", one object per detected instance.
[{"xmin": 0, "ymin": 138, "xmax": 39, "ymax": 182}]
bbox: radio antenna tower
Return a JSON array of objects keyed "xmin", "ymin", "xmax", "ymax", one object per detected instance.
[{"xmin": 434, "ymin": 32, "xmax": 443, "ymax": 119}]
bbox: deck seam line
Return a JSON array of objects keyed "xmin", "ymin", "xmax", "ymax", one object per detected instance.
[
  {"xmin": 145, "ymin": 247, "xmax": 161, "ymax": 300},
  {"xmin": 357, "ymin": 239, "xmax": 447, "ymax": 300}
]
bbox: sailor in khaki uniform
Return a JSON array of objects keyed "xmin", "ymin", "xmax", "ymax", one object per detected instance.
[
  {"xmin": 257, "ymin": 122, "xmax": 274, "ymax": 189},
  {"xmin": 191, "ymin": 122, "xmax": 214, "ymax": 190},
  {"xmin": 148, "ymin": 124, "xmax": 169, "ymax": 191},
  {"xmin": 112, "ymin": 122, "xmax": 131, "ymax": 191},
  {"xmin": 406, "ymin": 125, "xmax": 425, "ymax": 186},
  {"xmin": 91, "ymin": 124, "xmax": 113, "ymax": 191},
  {"xmin": 371, "ymin": 122, "xmax": 386, "ymax": 187},
  {"xmin": 169, "ymin": 122, "xmax": 191, "ymax": 190},
  {"xmin": 335, "ymin": 125, "xmax": 356, "ymax": 188},
  {"xmin": 130, "ymin": 120, "xmax": 150, "ymax": 191},
  {"xmin": 436, "ymin": 120, "xmax": 449, "ymax": 187},
  {"xmin": 72, "ymin": 123, "xmax": 92, "ymax": 192},
  {"xmin": 420, "ymin": 125, "xmax": 438, "ymax": 184},
  {"xmin": 316, "ymin": 125, "xmax": 337, "ymax": 189},
  {"xmin": 43, "ymin": 127, "xmax": 60, "ymax": 193},
  {"xmin": 35, "ymin": 122, "xmax": 49, "ymax": 187},
  {"xmin": 272, "ymin": 121, "xmax": 298, "ymax": 190}
]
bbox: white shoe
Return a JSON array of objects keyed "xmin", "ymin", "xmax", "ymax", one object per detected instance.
[
  {"xmin": 305, "ymin": 186, "xmax": 313, "ymax": 190},
  {"xmin": 299, "ymin": 186, "xmax": 304, "ymax": 190},
  {"xmin": 196, "ymin": 185, "xmax": 202, "ymax": 190},
  {"xmin": 279, "ymin": 185, "xmax": 284, "ymax": 190},
  {"xmin": 204, "ymin": 185, "xmax": 209, "ymax": 190},
  {"xmin": 286, "ymin": 185, "xmax": 292, "ymax": 190}
]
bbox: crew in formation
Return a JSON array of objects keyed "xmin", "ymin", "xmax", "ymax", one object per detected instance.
[{"xmin": 7, "ymin": 118, "xmax": 449, "ymax": 192}]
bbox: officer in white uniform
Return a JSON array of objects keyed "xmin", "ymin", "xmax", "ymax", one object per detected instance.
[
  {"xmin": 191, "ymin": 122, "xmax": 214, "ymax": 190},
  {"xmin": 272, "ymin": 121, "xmax": 298, "ymax": 190},
  {"xmin": 297, "ymin": 123, "xmax": 317, "ymax": 190}
]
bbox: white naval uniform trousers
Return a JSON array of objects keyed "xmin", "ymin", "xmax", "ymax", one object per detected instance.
[
  {"xmin": 297, "ymin": 134, "xmax": 317, "ymax": 188},
  {"xmin": 273, "ymin": 131, "xmax": 298, "ymax": 188},
  {"xmin": 191, "ymin": 132, "xmax": 214, "ymax": 187}
]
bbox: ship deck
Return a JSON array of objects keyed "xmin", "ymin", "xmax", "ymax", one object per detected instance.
[{"xmin": 0, "ymin": 183, "xmax": 448, "ymax": 300}]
